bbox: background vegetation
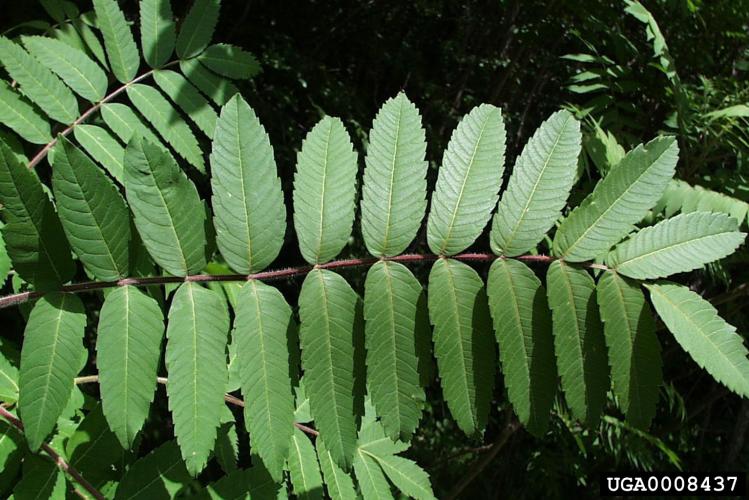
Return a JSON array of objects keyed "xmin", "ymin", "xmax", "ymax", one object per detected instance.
[{"xmin": 2, "ymin": 0, "xmax": 749, "ymax": 498}]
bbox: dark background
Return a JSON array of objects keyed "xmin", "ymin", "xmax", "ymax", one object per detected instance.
[{"xmin": 3, "ymin": 1, "xmax": 749, "ymax": 497}]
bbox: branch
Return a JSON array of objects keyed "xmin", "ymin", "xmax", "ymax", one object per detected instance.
[
  {"xmin": 0, "ymin": 253, "xmax": 569, "ymax": 309},
  {"xmin": 74, "ymin": 375, "xmax": 320, "ymax": 437},
  {"xmin": 27, "ymin": 61, "xmax": 180, "ymax": 170},
  {"xmin": 0, "ymin": 406, "xmax": 105, "ymax": 500}
]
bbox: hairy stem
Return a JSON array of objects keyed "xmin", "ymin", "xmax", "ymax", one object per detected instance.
[
  {"xmin": 0, "ymin": 406, "xmax": 105, "ymax": 500},
  {"xmin": 74, "ymin": 375, "xmax": 320, "ymax": 437},
  {"xmin": 27, "ymin": 60, "xmax": 180, "ymax": 170},
  {"xmin": 0, "ymin": 253, "xmax": 564, "ymax": 309}
]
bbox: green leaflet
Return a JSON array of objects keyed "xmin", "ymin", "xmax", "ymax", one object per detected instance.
[
  {"xmin": 288, "ymin": 428, "xmax": 324, "ymax": 500},
  {"xmin": 597, "ymin": 272, "xmax": 661, "ymax": 430},
  {"xmin": 0, "ymin": 349, "xmax": 19, "ymax": 403},
  {"xmin": 0, "ymin": 81, "xmax": 51, "ymax": 145},
  {"xmin": 354, "ymin": 451, "xmax": 393, "ymax": 500},
  {"xmin": 360, "ymin": 93, "xmax": 428, "ymax": 257},
  {"xmin": 93, "ymin": 0, "xmax": 140, "ymax": 83},
  {"xmin": 124, "ymin": 137, "xmax": 206, "ymax": 276},
  {"xmin": 427, "ymin": 104, "xmax": 506, "ymax": 255},
  {"xmin": 126, "ymin": 83, "xmax": 205, "ymax": 172},
  {"xmin": 234, "ymin": 280, "xmax": 295, "ymax": 481},
  {"xmin": 298, "ymin": 269, "xmax": 358, "ymax": 468},
  {"xmin": 364, "ymin": 261, "xmax": 425, "ymax": 440},
  {"xmin": 657, "ymin": 179, "xmax": 749, "ymax": 225},
  {"xmin": 176, "ymin": 0, "xmax": 220, "ymax": 59},
  {"xmin": 153, "ymin": 69, "xmax": 218, "ymax": 137},
  {"xmin": 486, "ymin": 259, "xmax": 556, "ymax": 436},
  {"xmin": 0, "ymin": 224, "xmax": 8, "ymax": 287},
  {"xmin": 201, "ymin": 465, "xmax": 278, "ymax": 500},
  {"xmin": 553, "ymin": 137, "xmax": 679, "ymax": 262},
  {"xmin": 66, "ymin": 404, "xmax": 126, "ymax": 488},
  {"xmin": 12, "ymin": 454, "xmax": 66, "ymax": 499},
  {"xmin": 97, "ymin": 285, "xmax": 164, "ymax": 448},
  {"xmin": 18, "ymin": 293, "xmax": 85, "ymax": 451},
  {"xmin": 210, "ymin": 95, "xmax": 286, "ymax": 273},
  {"xmin": 293, "ymin": 116, "xmax": 358, "ymax": 264},
  {"xmin": 428, "ymin": 258, "xmax": 496, "ymax": 435},
  {"xmin": 166, "ymin": 283, "xmax": 229, "ymax": 476},
  {"xmin": 355, "ymin": 415, "xmax": 435, "ymax": 500},
  {"xmin": 179, "ymin": 58, "xmax": 239, "ymax": 106},
  {"xmin": 546, "ymin": 261, "xmax": 609, "ymax": 426},
  {"xmin": 73, "ymin": 17, "xmax": 110, "ymax": 69},
  {"xmin": 22, "ymin": 35, "xmax": 107, "ymax": 102},
  {"xmin": 215, "ymin": 407, "xmax": 239, "ymax": 474},
  {"xmin": 51, "ymin": 138, "xmax": 130, "ymax": 281},
  {"xmin": 101, "ymin": 102, "xmax": 163, "ymax": 147},
  {"xmin": 316, "ymin": 439, "xmax": 357, "ymax": 500},
  {"xmin": 371, "ymin": 456, "xmax": 435, "ymax": 500},
  {"xmin": 490, "ymin": 110, "xmax": 581, "ymax": 256},
  {"xmin": 114, "ymin": 441, "xmax": 191, "ymax": 500},
  {"xmin": 606, "ymin": 212, "xmax": 746, "ymax": 280},
  {"xmin": 646, "ymin": 282, "xmax": 749, "ymax": 397},
  {"xmin": 73, "ymin": 124, "xmax": 126, "ymax": 183},
  {"xmin": 198, "ymin": 43, "xmax": 260, "ymax": 79},
  {"xmin": 140, "ymin": 0, "xmax": 176, "ymax": 68},
  {"xmin": 0, "ymin": 36, "xmax": 78, "ymax": 123},
  {"xmin": 0, "ymin": 141, "xmax": 74, "ymax": 289}
]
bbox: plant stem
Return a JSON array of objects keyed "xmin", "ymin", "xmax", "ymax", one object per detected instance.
[
  {"xmin": 74, "ymin": 375, "xmax": 320, "ymax": 437},
  {"xmin": 0, "ymin": 252, "xmax": 565, "ymax": 309},
  {"xmin": 27, "ymin": 60, "xmax": 180, "ymax": 170},
  {"xmin": 0, "ymin": 406, "xmax": 106, "ymax": 500}
]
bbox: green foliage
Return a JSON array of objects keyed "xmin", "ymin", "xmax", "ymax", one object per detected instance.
[
  {"xmin": 166, "ymin": 283, "xmax": 229, "ymax": 475},
  {"xmin": 18, "ymin": 293, "xmax": 85, "ymax": 450},
  {"xmin": 487, "ymin": 258, "xmax": 556, "ymax": 436},
  {"xmin": 427, "ymin": 104, "xmax": 506, "ymax": 255},
  {"xmin": 299, "ymin": 269, "xmax": 358, "ymax": 468},
  {"xmin": 293, "ymin": 116, "xmax": 358, "ymax": 264},
  {"xmin": 428, "ymin": 258, "xmax": 496, "ymax": 435},
  {"xmin": 211, "ymin": 94, "xmax": 285, "ymax": 274},
  {"xmin": 1, "ymin": 1, "xmax": 749, "ymax": 497},
  {"xmin": 361, "ymin": 93, "xmax": 428, "ymax": 257},
  {"xmin": 97, "ymin": 285, "xmax": 163, "ymax": 448}
]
